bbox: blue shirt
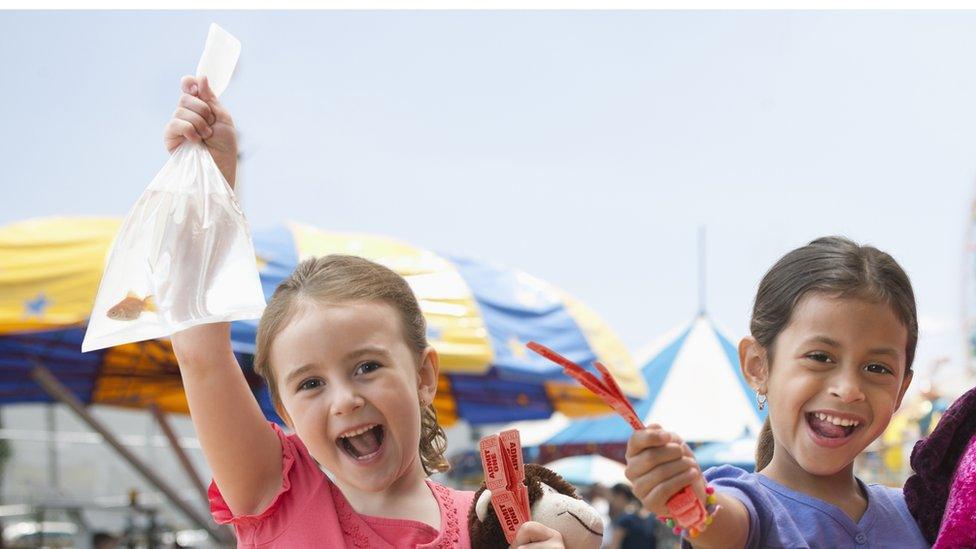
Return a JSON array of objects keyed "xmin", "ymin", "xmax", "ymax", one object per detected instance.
[
  {"xmin": 614, "ymin": 511, "xmax": 658, "ymax": 549},
  {"xmin": 688, "ymin": 465, "xmax": 928, "ymax": 549}
]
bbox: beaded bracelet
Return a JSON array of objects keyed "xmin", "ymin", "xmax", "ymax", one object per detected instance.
[{"xmin": 656, "ymin": 485, "xmax": 721, "ymax": 539}]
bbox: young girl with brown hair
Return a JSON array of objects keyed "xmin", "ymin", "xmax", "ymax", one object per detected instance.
[{"xmin": 163, "ymin": 75, "xmax": 564, "ymax": 548}]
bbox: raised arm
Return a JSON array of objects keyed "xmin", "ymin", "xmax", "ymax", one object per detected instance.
[
  {"xmin": 165, "ymin": 77, "xmax": 281, "ymax": 516},
  {"xmin": 625, "ymin": 426, "xmax": 750, "ymax": 549}
]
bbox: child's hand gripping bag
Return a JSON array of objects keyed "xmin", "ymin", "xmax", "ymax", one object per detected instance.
[{"xmin": 82, "ymin": 24, "xmax": 265, "ymax": 352}]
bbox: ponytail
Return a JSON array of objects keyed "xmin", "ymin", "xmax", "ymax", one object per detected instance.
[
  {"xmin": 419, "ymin": 401, "xmax": 450, "ymax": 475},
  {"xmin": 755, "ymin": 416, "xmax": 774, "ymax": 471}
]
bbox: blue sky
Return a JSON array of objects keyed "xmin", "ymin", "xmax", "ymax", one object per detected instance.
[{"xmin": 2, "ymin": 11, "xmax": 975, "ymax": 390}]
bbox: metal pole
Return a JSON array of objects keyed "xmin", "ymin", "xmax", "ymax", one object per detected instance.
[
  {"xmin": 0, "ymin": 408, "xmax": 5, "ymax": 505},
  {"xmin": 149, "ymin": 404, "xmax": 209, "ymax": 508},
  {"xmin": 46, "ymin": 403, "xmax": 60, "ymax": 492},
  {"xmin": 28, "ymin": 362, "xmax": 231, "ymax": 545},
  {"xmin": 698, "ymin": 225, "xmax": 707, "ymax": 316}
]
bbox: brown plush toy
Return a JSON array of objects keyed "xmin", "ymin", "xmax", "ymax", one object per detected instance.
[{"xmin": 468, "ymin": 463, "xmax": 604, "ymax": 549}]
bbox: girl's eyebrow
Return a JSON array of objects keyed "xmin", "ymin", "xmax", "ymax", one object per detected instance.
[
  {"xmin": 284, "ymin": 363, "xmax": 318, "ymax": 386},
  {"xmin": 867, "ymin": 346, "xmax": 900, "ymax": 357},
  {"xmin": 342, "ymin": 346, "xmax": 391, "ymax": 361},
  {"xmin": 802, "ymin": 335, "xmax": 842, "ymax": 348}
]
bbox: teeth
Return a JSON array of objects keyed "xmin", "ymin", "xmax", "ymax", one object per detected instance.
[
  {"xmin": 339, "ymin": 424, "xmax": 378, "ymax": 439},
  {"xmin": 814, "ymin": 412, "xmax": 859, "ymax": 428}
]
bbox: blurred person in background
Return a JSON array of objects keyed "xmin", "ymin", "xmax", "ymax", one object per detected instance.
[
  {"xmin": 582, "ymin": 483, "xmax": 612, "ymax": 547},
  {"xmin": 91, "ymin": 531, "xmax": 120, "ymax": 549},
  {"xmin": 607, "ymin": 483, "xmax": 658, "ymax": 549}
]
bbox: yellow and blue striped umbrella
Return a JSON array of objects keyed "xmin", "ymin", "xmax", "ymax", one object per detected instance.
[{"xmin": 0, "ymin": 217, "xmax": 646, "ymax": 426}]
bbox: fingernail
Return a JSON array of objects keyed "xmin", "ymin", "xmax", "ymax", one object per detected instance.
[{"xmin": 190, "ymin": 84, "xmax": 198, "ymax": 95}]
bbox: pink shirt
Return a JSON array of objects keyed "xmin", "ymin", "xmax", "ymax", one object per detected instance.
[{"xmin": 209, "ymin": 423, "xmax": 474, "ymax": 548}]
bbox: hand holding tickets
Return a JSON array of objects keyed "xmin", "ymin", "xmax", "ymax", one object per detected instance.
[
  {"xmin": 527, "ymin": 342, "xmax": 718, "ymax": 539},
  {"xmin": 82, "ymin": 24, "xmax": 264, "ymax": 353},
  {"xmin": 624, "ymin": 426, "xmax": 718, "ymax": 536}
]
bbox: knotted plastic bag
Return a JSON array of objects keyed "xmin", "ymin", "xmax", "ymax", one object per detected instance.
[{"xmin": 82, "ymin": 24, "xmax": 265, "ymax": 352}]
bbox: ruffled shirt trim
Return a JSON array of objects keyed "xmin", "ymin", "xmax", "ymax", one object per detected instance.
[
  {"xmin": 331, "ymin": 478, "xmax": 463, "ymax": 548},
  {"xmin": 209, "ymin": 423, "xmax": 298, "ymax": 527},
  {"xmin": 425, "ymin": 481, "xmax": 462, "ymax": 549}
]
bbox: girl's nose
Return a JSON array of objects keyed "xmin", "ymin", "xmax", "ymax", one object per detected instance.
[
  {"xmin": 331, "ymin": 383, "xmax": 365, "ymax": 415},
  {"xmin": 829, "ymin": 370, "xmax": 865, "ymax": 403}
]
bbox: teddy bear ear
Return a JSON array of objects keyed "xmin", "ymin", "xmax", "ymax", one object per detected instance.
[
  {"xmin": 468, "ymin": 485, "xmax": 511, "ymax": 548},
  {"xmin": 474, "ymin": 489, "xmax": 493, "ymax": 521}
]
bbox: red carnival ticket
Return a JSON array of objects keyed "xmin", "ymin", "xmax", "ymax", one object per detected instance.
[
  {"xmin": 499, "ymin": 429, "xmax": 530, "ymax": 517},
  {"xmin": 500, "ymin": 430, "xmax": 524, "ymax": 482},
  {"xmin": 491, "ymin": 490, "xmax": 528, "ymax": 544},
  {"xmin": 479, "ymin": 435, "xmax": 508, "ymax": 492}
]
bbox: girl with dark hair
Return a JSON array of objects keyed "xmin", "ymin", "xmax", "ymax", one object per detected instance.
[{"xmin": 624, "ymin": 237, "xmax": 928, "ymax": 548}]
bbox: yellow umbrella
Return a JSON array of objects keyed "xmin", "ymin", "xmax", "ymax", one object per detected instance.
[{"xmin": 0, "ymin": 217, "xmax": 646, "ymax": 426}]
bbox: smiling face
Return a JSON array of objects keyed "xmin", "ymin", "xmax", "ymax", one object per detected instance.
[
  {"xmin": 755, "ymin": 294, "xmax": 913, "ymax": 477},
  {"xmin": 270, "ymin": 300, "xmax": 437, "ymax": 493}
]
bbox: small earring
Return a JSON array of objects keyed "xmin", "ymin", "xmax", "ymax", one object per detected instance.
[{"xmin": 756, "ymin": 391, "xmax": 767, "ymax": 411}]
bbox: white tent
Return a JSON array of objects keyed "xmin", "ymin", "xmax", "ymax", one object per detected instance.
[
  {"xmin": 545, "ymin": 454, "xmax": 629, "ymax": 486},
  {"xmin": 516, "ymin": 314, "xmax": 766, "ymax": 462}
]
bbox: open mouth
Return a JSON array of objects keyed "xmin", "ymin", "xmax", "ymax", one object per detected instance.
[
  {"xmin": 806, "ymin": 412, "xmax": 861, "ymax": 444},
  {"xmin": 336, "ymin": 424, "xmax": 385, "ymax": 460}
]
